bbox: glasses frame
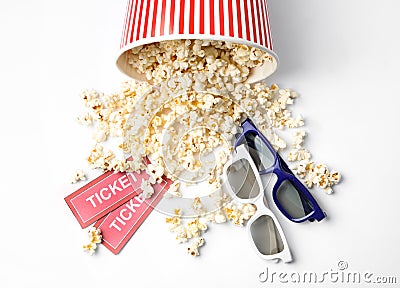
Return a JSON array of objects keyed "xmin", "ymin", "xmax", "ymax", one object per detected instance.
[
  {"xmin": 234, "ymin": 118, "xmax": 326, "ymax": 223},
  {"xmin": 223, "ymin": 144, "xmax": 292, "ymax": 263}
]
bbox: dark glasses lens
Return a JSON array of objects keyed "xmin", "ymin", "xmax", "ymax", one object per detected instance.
[
  {"xmin": 250, "ymin": 215, "xmax": 284, "ymax": 255},
  {"xmin": 237, "ymin": 132, "xmax": 275, "ymax": 171},
  {"xmin": 227, "ymin": 158, "xmax": 260, "ymax": 200},
  {"xmin": 276, "ymin": 180, "xmax": 314, "ymax": 219}
]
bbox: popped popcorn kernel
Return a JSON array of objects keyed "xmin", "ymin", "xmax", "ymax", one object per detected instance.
[
  {"xmin": 288, "ymin": 148, "xmax": 311, "ymax": 162},
  {"xmin": 209, "ymin": 210, "xmax": 227, "ymax": 224},
  {"xmin": 187, "ymin": 237, "xmax": 205, "ymax": 257},
  {"xmin": 140, "ymin": 178, "xmax": 155, "ymax": 199},
  {"xmin": 76, "ymin": 112, "xmax": 93, "ymax": 126},
  {"xmin": 83, "ymin": 227, "xmax": 102, "ymax": 255},
  {"xmin": 224, "ymin": 203, "xmax": 257, "ymax": 226},
  {"xmin": 71, "ymin": 169, "xmax": 86, "ymax": 184},
  {"xmin": 191, "ymin": 197, "xmax": 205, "ymax": 215},
  {"xmin": 166, "ymin": 216, "xmax": 181, "ymax": 230},
  {"xmin": 166, "ymin": 181, "xmax": 182, "ymax": 198},
  {"xmin": 174, "ymin": 225, "xmax": 190, "ymax": 243},
  {"xmin": 88, "ymin": 227, "xmax": 102, "ymax": 244},
  {"xmin": 187, "ymin": 218, "xmax": 208, "ymax": 238},
  {"xmin": 83, "ymin": 242, "xmax": 97, "ymax": 256}
]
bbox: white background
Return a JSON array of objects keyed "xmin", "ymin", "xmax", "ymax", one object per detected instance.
[{"xmin": 1, "ymin": 0, "xmax": 400, "ymax": 287}]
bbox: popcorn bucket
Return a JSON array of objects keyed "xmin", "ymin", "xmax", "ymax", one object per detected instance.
[{"xmin": 116, "ymin": 0, "xmax": 278, "ymax": 83}]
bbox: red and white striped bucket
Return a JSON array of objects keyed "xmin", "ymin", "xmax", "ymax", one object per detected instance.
[{"xmin": 116, "ymin": 0, "xmax": 278, "ymax": 83}]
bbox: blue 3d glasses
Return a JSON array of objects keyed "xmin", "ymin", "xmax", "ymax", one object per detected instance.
[{"xmin": 234, "ymin": 118, "xmax": 326, "ymax": 223}]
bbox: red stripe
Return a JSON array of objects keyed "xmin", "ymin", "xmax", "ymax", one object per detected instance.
[
  {"xmin": 120, "ymin": 0, "xmax": 131, "ymax": 48},
  {"xmin": 228, "ymin": 0, "xmax": 234, "ymax": 36},
  {"xmin": 210, "ymin": 0, "xmax": 215, "ymax": 34},
  {"xmin": 219, "ymin": 0, "xmax": 224, "ymax": 35},
  {"xmin": 160, "ymin": 0, "xmax": 167, "ymax": 36},
  {"xmin": 235, "ymin": 0, "xmax": 243, "ymax": 38},
  {"xmin": 189, "ymin": 0, "xmax": 195, "ymax": 34},
  {"xmin": 142, "ymin": 0, "xmax": 151, "ymax": 38},
  {"xmin": 169, "ymin": 0, "xmax": 176, "ymax": 34},
  {"xmin": 200, "ymin": 0, "xmax": 205, "ymax": 34},
  {"xmin": 243, "ymin": 0, "xmax": 251, "ymax": 41},
  {"xmin": 255, "ymin": 0, "xmax": 264, "ymax": 46},
  {"xmin": 135, "ymin": 0, "xmax": 145, "ymax": 41},
  {"xmin": 125, "ymin": 0, "xmax": 138, "ymax": 45},
  {"xmin": 179, "ymin": 0, "xmax": 185, "ymax": 34},
  {"xmin": 129, "ymin": 0, "xmax": 139, "ymax": 43},
  {"xmin": 249, "ymin": 0, "xmax": 257, "ymax": 42},
  {"xmin": 260, "ymin": 0, "xmax": 268, "ymax": 48},
  {"xmin": 265, "ymin": 0, "xmax": 273, "ymax": 49},
  {"xmin": 151, "ymin": 0, "xmax": 159, "ymax": 37}
]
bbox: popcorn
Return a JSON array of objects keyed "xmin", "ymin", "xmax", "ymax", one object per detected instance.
[
  {"xmin": 166, "ymin": 209, "xmax": 208, "ymax": 252},
  {"xmin": 225, "ymin": 204, "xmax": 243, "ymax": 226},
  {"xmin": 83, "ymin": 227, "xmax": 102, "ymax": 255},
  {"xmin": 292, "ymin": 160, "xmax": 341, "ymax": 193},
  {"xmin": 240, "ymin": 204, "xmax": 257, "ymax": 220},
  {"xmin": 76, "ymin": 112, "xmax": 93, "ymax": 126},
  {"xmin": 166, "ymin": 215, "xmax": 181, "ymax": 231},
  {"xmin": 146, "ymin": 163, "xmax": 165, "ymax": 183},
  {"xmin": 288, "ymin": 148, "xmax": 311, "ymax": 162},
  {"xmin": 93, "ymin": 129, "xmax": 107, "ymax": 143},
  {"xmin": 187, "ymin": 218, "xmax": 207, "ymax": 238},
  {"xmin": 191, "ymin": 197, "xmax": 205, "ymax": 215},
  {"xmin": 329, "ymin": 170, "xmax": 341, "ymax": 185},
  {"xmin": 206, "ymin": 210, "xmax": 227, "ymax": 224},
  {"xmin": 174, "ymin": 225, "xmax": 190, "ymax": 243},
  {"xmin": 81, "ymin": 89, "xmax": 100, "ymax": 104},
  {"xmin": 224, "ymin": 203, "xmax": 257, "ymax": 226},
  {"xmin": 292, "ymin": 130, "xmax": 306, "ymax": 149},
  {"xmin": 88, "ymin": 227, "xmax": 102, "ymax": 244},
  {"xmin": 82, "ymin": 242, "xmax": 97, "ymax": 255},
  {"xmin": 214, "ymin": 211, "xmax": 227, "ymax": 224},
  {"xmin": 140, "ymin": 178, "xmax": 155, "ymax": 199},
  {"xmin": 187, "ymin": 237, "xmax": 205, "ymax": 257},
  {"xmin": 127, "ymin": 40, "xmax": 269, "ymax": 86},
  {"xmin": 71, "ymin": 169, "xmax": 86, "ymax": 184},
  {"xmin": 165, "ymin": 181, "xmax": 181, "ymax": 198},
  {"xmin": 111, "ymin": 159, "xmax": 127, "ymax": 172}
]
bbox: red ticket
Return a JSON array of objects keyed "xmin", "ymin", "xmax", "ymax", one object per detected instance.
[
  {"xmin": 94, "ymin": 177, "xmax": 172, "ymax": 254},
  {"xmin": 65, "ymin": 170, "xmax": 151, "ymax": 228}
]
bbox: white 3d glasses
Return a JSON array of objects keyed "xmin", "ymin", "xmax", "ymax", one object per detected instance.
[{"xmin": 223, "ymin": 144, "xmax": 292, "ymax": 263}]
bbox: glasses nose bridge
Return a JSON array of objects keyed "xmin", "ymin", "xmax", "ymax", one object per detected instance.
[{"xmin": 272, "ymin": 155, "xmax": 292, "ymax": 177}]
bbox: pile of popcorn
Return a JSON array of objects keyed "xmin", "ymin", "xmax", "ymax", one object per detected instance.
[
  {"xmin": 127, "ymin": 39, "xmax": 273, "ymax": 86},
  {"xmin": 165, "ymin": 197, "xmax": 257, "ymax": 256},
  {"xmin": 73, "ymin": 39, "xmax": 341, "ymax": 256}
]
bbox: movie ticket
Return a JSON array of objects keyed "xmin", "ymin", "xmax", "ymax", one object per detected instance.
[
  {"xmin": 94, "ymin": 177, "xmax": 172, "ymax": 254},
  {"xmin": 65, "ymin": 170, "xmax": 151, "ymax": 228}
]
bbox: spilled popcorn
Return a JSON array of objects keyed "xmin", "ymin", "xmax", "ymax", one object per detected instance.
[
  {"xmin": 71, "ymin": 169, "xmax": 86, "ymax": 184},
  {"xmin": 165, "ymin": 195, "xmax": 257, "ymax": 256},
  {"xmin": 291, "ymin": 161, "xmax": 341, "ymax": 195},
  {"xmin": 140, "ymin": 178, "xmax": 155, "ymax": 199},
  {"xmin": 224, "ymin": 203, "xmax": 257, "ymax": 226},
  {"xmin": 188, "ymin": 237, "xmax": 205, "ymax": 257},
  {"xmin": 73, "ymin": 39, "xmax": 342, "ymax": 256},
  {"xmin": 83, "ymin": 227, "xmax": 102, "ymax": 255}
]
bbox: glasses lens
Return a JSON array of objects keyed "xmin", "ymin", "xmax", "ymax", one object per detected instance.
[
  {"xmin": 276, "ymin": 180, "xmax": 314, "ymax": 219},
  {"xmin": 238, "ymin": 132, "xmax": 275, "ymax": 171},
  {"xmin": 250, "ymin": 215, "xmax": 284, "ymax": 255},
  {"xmin": 227, "ymin": 158, "xmax": 260, "ymax": 200}
]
